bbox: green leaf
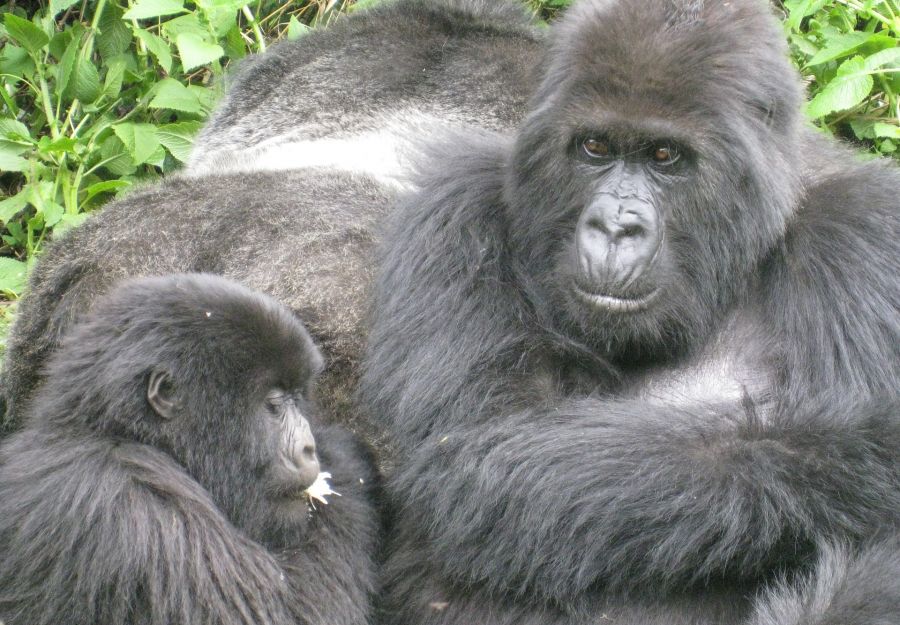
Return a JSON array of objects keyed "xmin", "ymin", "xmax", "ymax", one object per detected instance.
[
  {"xmin": 784, "ymin": 0, "xmax": 827, "ymax": 32},
  {"xmin": 148, "ymin": 78, "xmax": 203, "ymax": 113},
  {"xmin": 0, "ymin": 118, "xmax": 31, "ymax": 142},
  {"xmin": 97, "ymin": 3, "xmax": 133, "ymax": 61},
  {"xmin": 0, "ymin": 191, "xmax": 27, "ymax": 224},
  {"xmin": 155, "ymin": 121, "xmax": 201, "ymax": 162},
  {"xmin": 287, "ymin": 16, "xmax": 311, "ymax": 40},
  {"xmin": 160, "ymin": 13, "xmax": 206, "ymax": 41},
  {"xmin": 0, "ymin": 147, "xmax": 29, "ymax": 172},
  {"xmin": 0, "ymin": 258, "xmax": 28, "ymax": 297},
  {"xmin": 52, "ymin": 213, "xmax": 91, "ymax": 237},
  {"xmin": 863, "ymin": 47, "xmax": 900, "ymax": 71},
  {"xmin": 807, "ymin": 56, "xmax": 873, "ymax": 118},
  {"xmin": 873, "ymin": 123, "xmax": 900, "ymax": 140},
  {"xmin": 189, "ymin": 84, "xmax": 219, "ymax": 111},
  {"xmin": 176, "ymin": 33, "xmax": 224, "ymax": 71},
  {"xmin": 3, "ymin": 14, "xmax": 50, "ymax": 54},
  {"xmin": 49, "ymin": 0, "xmax": 80, "ymax": 17},
  {"xmin": 0, "ymin": 44, "xmax": 36, "ymax": 79},
  {"xmin": 83, "ymin": 179, "xmax": 132, "ymax": 204},
  {"xmin": 40, "ymin": 201, "xmax": 65, "ymax": 228},
  {"xmin": 806, "ymin": 31, "xmax": 871, "ymax": 66},
  {"xmin": 222, "ymin": 25, "xmax": 246, "ymax": 59},
  {"xmin": 134, "ymin": 28, "xmax": 173, "ymax": 74},
  {"xmin": 37, "ymin": 136, "xmax": 77, "ymax": 154},
  {"xmin": 56, "ymin": 33, "xmax": 80, "ymax": 100},
  {"xmin": 123, "ymin": 0, "xmax": 186, "ymax": 20},
  {"xmin": 99, "ymin": 135, "xmax": 138, "ymax": 176},
  {"xmin": 72, "ymin": 54, "xmax": 102, "ymax": 104},
  {"xmin": 113, "ymin": 122, "xmax": 161, "ymax": 165},
  {"xmin": 102, "ymin": 56, "xmax": 127, "ymax": 99}
]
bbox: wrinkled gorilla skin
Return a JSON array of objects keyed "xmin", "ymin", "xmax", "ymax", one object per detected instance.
[
  {"xmin": 0, "ymin": 274, "xmax": 380, "ymax": 625},
  {"xmin": 0, "ymin": 0, "xmax": 541, "ymax": 438},
  {"xmin": 360, "ymin": 0, "xmax": 900, "ymax": 623}
]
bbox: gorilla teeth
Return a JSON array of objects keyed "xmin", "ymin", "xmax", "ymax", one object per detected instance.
[{"xmin": 573, "ymin": 286, "xmax": 658, "ymax": 312}]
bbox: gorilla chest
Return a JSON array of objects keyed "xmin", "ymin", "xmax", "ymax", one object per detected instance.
[{"xmin": 623, "ymin": 318, "xmax": 773, "ymax": 408}]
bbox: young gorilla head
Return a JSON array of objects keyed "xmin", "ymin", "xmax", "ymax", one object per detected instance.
[
  {"xmin": 507, "ymin": 0, "xmax": 803, "ymax": 359},
  {"xmin": 51, "ymin": 273, "xmax": 326, "ymax": 536}
]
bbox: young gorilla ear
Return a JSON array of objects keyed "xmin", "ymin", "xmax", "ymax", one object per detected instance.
[{"xmin": 147, "ymin": 369, "xmax": 177, "ymax": 420}]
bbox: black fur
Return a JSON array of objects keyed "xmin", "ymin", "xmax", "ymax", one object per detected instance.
[
  {"xmin": 0, "ymin": 274, "xmax": 380, "ymax": 625},
  {"xmin": 360, "ymin": 0, "xmax": 900, "ymax": 622}
]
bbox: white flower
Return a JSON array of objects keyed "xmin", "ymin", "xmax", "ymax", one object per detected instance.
[{"xmin": 305, "ymin": 471, "xmax": 341, "ymax": 507}]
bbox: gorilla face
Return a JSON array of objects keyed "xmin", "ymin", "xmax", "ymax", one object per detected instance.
[{"xmin": 506, "ymin": 0, "xmax": 803, "ymax": 359}]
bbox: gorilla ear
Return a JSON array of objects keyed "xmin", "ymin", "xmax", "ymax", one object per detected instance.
[{"xmin": 147, "ymin": 369, "xmax": 177, "ymax": 420}]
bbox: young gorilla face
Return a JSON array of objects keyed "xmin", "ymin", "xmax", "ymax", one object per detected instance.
[
  {"xmin": 507, "ymin": 0, "xmax": 803, "ymax": 358},
  {"xmin": 82, "ymin": 273, "xmax": 328, "ymax": 530}
]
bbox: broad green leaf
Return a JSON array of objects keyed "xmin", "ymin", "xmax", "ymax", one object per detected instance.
[
  {"xmin": 176, "ymin": 33, "xmax": 224, "ymax": 71},
  {"xmin": 53, "ymin": 213, "xmax": 91, "ymax": 237},
  {"xmin": 123, "ymin": 0, "xmax": 185, "ymax": 20},
  {"xmin": 195, "ymin": 0, "xmax": 245, "ymax": 11},
  {"xmin": 0, "ymin": 258, "xmax": 28, "ymax": 296},
  {"xmin": 288, "ymin": 16, "xmax": 311, "ymax": 40},
  {"xmin": 156, "ymin": 121, "xmax": 201, "ymax": 162},
  {"xmin": 114, "ymin": 122, "xmax": 161, "ymax": 165},
  {"xmin": 0, "ymin": 147, "xmax": 29, "ymax": 172},
  {"xmin": 0, "ymin": 118, "xmax": 30, "ymax": 142},
  {"xmin": 72, "ymin": 54, "xmax": 102, "ymax": 104},
  {"xmin": 56, "ymin": 33, "xmax": 80, "ymax": 100},
  {"xmin": 864, "ymin": 47, "xmax": 900, "ymax": 71},
  {"xmin": 103, "ymin": 56, "xmax": 127, "ymax": 100},
  {"xmin": 807, "ymin": 56, "xmax": 873, "ymax": 118},
  {"xmin": 806, "ymin": 31, "xmax": 871, "ymax": 66},
  {"xmin": 40, "ymin": 201, "xmax": 65, "ymax": 228},
  {"xmin": 873, "ymin": 123, "xmax": 900, "ymax": 140},
  {"xmin": 148, "ymin": 78, "xmax": 203, "ymax": 113},
  {"xmin": 48, "ymin": 28, "xmax": 75, "ymax": 61},
  {"xmin": 160, "ymin": 13, "xmax": 206, "ymax": 42},
  {"xmin": 189, "ymin": 84, "xmax": 219, "ymax": 111},
  {"xmin": 3, "ymin": 14, "xmax": 50, "ymax": 54},
  {"xmin": 879, "ymin": 138, "xmax": 896, "ymax": 153},
  {"xmin": 222, "ymin": 25, "xmax": 246, "ymax": 59},
  {"xmin": 37, "ymin": 136, "xmax": 77, "ymax": 154},
  {"xmin": 99, "ymin": 135, "xmax": 138, "ymax": 176},
  {"xmin": 83, "ymin": 179, "xmax": 132, "ymax": 204},
  {"xmin": 784, "ymin": 0, "xmax": 827, "ymax": 32},
  {"xmin": 49, "ymin": 0, "xmax": 80, "ymax": 17},
  {"xmin": 134, "ymin": 28, "xmax": 173, "ymax": 74},
  {"xmin": 97, "ymin": 3, "xmax": 133, "ymax": 61},
  {"xmin": 0, "ymin": 45, "xmax": 36, "ymax": 78},
  {"xmin": 0, "ymin": 191, "xmax": 27, "ymax": 224}
]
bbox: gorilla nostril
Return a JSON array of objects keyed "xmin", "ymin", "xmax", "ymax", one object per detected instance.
[
  {"xmin": 620, "ymin": 224, "xmax": 644, "ymax": 239},
  {"xmin": 302, "ymin": 444, "xmax": 317, "ymax": 462},
  {"xmin": 587, "ymin": 218, "xmax": 608, "ymax": 235}
]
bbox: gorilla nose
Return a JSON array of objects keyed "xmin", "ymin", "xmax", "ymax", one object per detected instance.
[
  {"xmin": 291, "ymin": 422, "xmax": 320, "ymax": 487},
  {"xmin": 576, "ymin": 195, "xmax": 660, "ymax": 287}
]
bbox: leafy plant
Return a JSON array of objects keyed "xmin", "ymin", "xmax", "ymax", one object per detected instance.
[{"xmin": 783, "ymin": 0, "xmax": 900, "ymax": 154}]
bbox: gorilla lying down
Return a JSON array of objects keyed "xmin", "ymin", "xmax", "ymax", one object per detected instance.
[
  {"xmin": 0, "ymin": 274, "xmax": 380, "ymax": 625},
  {"xmin": 361, "ymin": 0, "xmax": 900, "ymax": 623}
]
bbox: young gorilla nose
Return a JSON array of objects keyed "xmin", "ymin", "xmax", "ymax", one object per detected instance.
[
  {"xmin": 280, "ymin": 401, "xmax": 321, "ymax": 488},
  {"xmin": 574, "ymin": 182, "xmax": 661, "ymax": 308}
]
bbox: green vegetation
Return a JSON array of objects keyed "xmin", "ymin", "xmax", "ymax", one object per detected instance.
[{"xmin": 0, "ymin": 0, "xmax": 897, "ymax": 338}]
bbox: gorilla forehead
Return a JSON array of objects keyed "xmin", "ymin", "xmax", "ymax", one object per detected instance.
[
  {"xmin": 547, "ymin": 0, "xmax": 801, "ymax": 130},
  {"xmin": 84, "ymin": 274, "xmax": 323, "ymax": 386}
]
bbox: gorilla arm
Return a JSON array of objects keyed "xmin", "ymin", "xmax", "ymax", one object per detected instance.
[
  {"xmin": 0, "ymin": 434, "xmax": 366, "ymax": 625},
  {"xmin": 386, "ymin": 397, "xmax": 900, "ymax": 603}
]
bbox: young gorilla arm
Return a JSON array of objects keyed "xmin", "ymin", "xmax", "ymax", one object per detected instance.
[{"xmin": 361, "ymin": 134, "xmax": 900, "ymax": 606}]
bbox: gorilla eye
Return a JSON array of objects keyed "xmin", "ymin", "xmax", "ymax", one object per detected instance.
[
  {"xmin": 582, "ymin": 138, "xmax": 611, "ymax": 158},
  {"xmin": 652, "ymin": 144, "xmax": 680, "ymax": 165},
  {"xmin": 264, "ymin": 391, "xmax": 285, "ymax": 415}
]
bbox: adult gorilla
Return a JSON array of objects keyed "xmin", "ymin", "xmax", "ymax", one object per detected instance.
[
  {"xmin": 360, "ymin": 0, "xmax": 900, "ymax": 622},
  {"xmin": 0, "ymin": 0, "xmax": 541, "ymax": 436}
]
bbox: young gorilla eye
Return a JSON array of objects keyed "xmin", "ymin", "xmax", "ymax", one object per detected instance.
[
  {"xmin": 582, "ymin": 138, "xmax": 611, "ymax": 158},
  {"xmin": 652, "ymin": 144, "xmax": 680, "ymax": 165},
  {"xmin": 264, "ymin": 390, "xmax": 285, "ymax": 416}
]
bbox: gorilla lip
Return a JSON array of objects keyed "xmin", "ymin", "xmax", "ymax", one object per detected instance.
[{"xmin": 572, "ymin": 284, "xmax": 658, "ymax": 312}]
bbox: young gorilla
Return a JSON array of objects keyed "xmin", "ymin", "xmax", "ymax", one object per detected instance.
[
  {"xmin": 0, "ymin": 0, "xmax": 542, "ymax": 438},
  {"xmin": 360, "ymin": 0, "xmax": 900, "ymax": 623},
  {"xmin": 0, "ymin": 274, "xmax": 380, "ymax": 625}
]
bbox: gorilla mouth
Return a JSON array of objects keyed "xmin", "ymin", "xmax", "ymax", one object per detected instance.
[{"xmin": 572, "ymin": 284, "xmax": 658, "ymax": 312}]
